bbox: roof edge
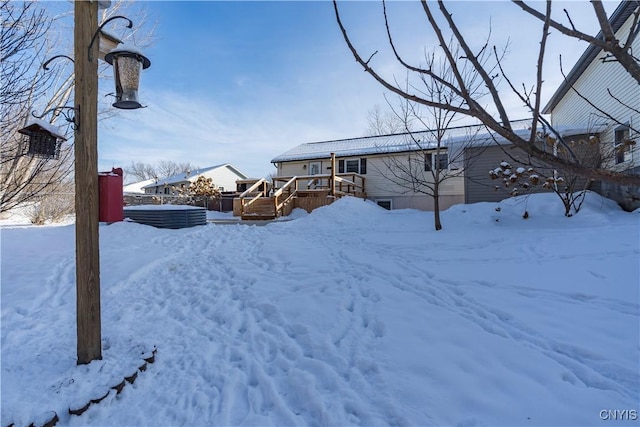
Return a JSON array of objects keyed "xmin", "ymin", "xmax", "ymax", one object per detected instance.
[{"xmin": 542, "ymin": 1, "xmax": 639, "ymax": 114}]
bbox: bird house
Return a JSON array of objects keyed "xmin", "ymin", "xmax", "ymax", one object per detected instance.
[{"xmin": 17, "ymin": 119, "xmax": 67, "ymax": 160}]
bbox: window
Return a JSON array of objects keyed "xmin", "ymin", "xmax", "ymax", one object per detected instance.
[
  {"xmin": 376, "ymin": 200, "xmax": 392, "ymax": 210},
  {"xmin": 346, "ymin": 159, "xmax": 359, "ymax": 173},
  {"xmin": 425, "ymin": 152, "xmax": 448, "ymax": 171},
  {"xmin": 338, "ymin": 158, "xmax": 367, "ymax": 174},
  {"xmin": 309, "ymin": 161, "xmax": 322, "ymax": 175},
  {"xmin": 615, "ymin": 126, "xmax": 631, "ymax": 164}
]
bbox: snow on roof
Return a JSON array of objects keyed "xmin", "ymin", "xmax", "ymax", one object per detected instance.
[
  {"xmin": 19, "ymin": 118, "xmax": 68, "ymax": 141},
  {"xmin": 271, "ymin": 121, "xmax": 596, "ymax": 163},
  {"xmin": 123, "ymin": 178, "xmax": 156, "ymax": 194},
  {"xmin": 141, "ymin": 164, "xmax": 247, "ymax": 189}
]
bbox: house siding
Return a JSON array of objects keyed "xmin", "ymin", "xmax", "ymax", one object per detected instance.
[
  {"xmin": 276, "ymin": 151, "xmax": 465, "ymax": 211},
  {"xmin": 464, "ymin": 145, "xmax": 513, "ymax": 204},
  {"xmin": 547, "ymin": 10, "xmax": 639, "ymax": 209},
  {"xmin": 462, "ymin": 143, "xmax": 599, "ymax": 204},
  {"xmin": 551, "ymin": 23, "xmax": 639, "ymax": 171}
]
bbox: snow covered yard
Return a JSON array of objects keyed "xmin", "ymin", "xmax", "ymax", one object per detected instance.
[{"xmin": 1, "ymin": 193, "xmax": 638, "ymax": 426}]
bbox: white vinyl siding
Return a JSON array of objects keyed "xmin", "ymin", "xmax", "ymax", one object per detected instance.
[
  {"xmin": 549, "ymin": 14, "xmax": 639, "ymax": 171},
  {"xmin": 275, "ymin": 151, "xmax": 465, "ymax": 212}
]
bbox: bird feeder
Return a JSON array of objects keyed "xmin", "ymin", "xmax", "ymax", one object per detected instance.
[
  {"xmin": 17, "ymin": 119, "xmax": 67, "ymax": 159},
  {"xmin": 104, "ymin": 45, "xmax": 151, "ymax": 109}
]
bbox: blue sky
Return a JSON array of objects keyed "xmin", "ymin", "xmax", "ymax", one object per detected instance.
[{"xmin": 88, "ymin": 1, "xmax": 617, "ymax": 179}]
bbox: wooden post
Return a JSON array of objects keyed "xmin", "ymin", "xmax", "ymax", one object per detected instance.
[
  {"xmin": 74, "ymin": 0, "xmax": 101, "ymax": 365},
  {"xmin": 330, "ymin": 153, "xmax": 336, "ymax": 198}
]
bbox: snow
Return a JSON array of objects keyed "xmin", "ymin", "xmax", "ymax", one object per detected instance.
[
  {"xmin": 271, "ymin": 122, "xmax": 593, "ymax": 164},
  {"xmin": 1, "ymin": 192, "xmax": 639, "ymax": 426},
  {"xmin": 124, "ymin": 204, "xmax": 204, "ymax": 211},
  {"xmin": 21, "ymin": 118, "xmax": 68, "ymax": 141}
]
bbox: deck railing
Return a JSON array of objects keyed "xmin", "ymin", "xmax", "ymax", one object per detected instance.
[
  {"xmin": 238, "ymin": 178, "xmax": 269, "ymax": 216},
  {"xmin": 272, "ymin": 176, "xmax": 297, "ymax": 217},
  {"xmin": 238, "ymin": 173, "xmax": 366, "ymax": 218},
  {"xmin": 272, "ymin": 173, "xmax": 365, "ymax": 198}
]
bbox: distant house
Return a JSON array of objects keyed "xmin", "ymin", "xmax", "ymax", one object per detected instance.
[
  {"xmin": 271, "ymin": 122, "xmax": 598, "ymax": 210},
  {"xmin": 142, "ymin": 164, "xmax": 248, "ymax": 195},
  {"xmin": 123, "ymin": 178, "xmax": 156, "ymax": 195},
  {"xmin": 542, "ymin": 0, "xmax": 639, "ymax": 209}
]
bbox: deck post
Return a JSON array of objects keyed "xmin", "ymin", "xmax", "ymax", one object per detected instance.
[{"xmin": 330, "ymin": 152, "xmax": 336, "ymax": 198}]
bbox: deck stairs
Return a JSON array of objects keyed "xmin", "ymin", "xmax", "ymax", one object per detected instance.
[
  {"xmin": 237, "ymin": 174, "xmax": 365, "ymax": 220},
  {"xmin": 241, "ymin": 197, "xmax": 279, "ymax": 220}
]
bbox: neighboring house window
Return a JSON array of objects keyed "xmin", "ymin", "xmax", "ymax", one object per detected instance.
[
  {"xmin": 164, "ymin": 187, "xmax": 169, "ymax": 194},
  {"xmin": 615, "ymin": 126, "xmax": 631, "ymax": 164},
  {"xmin": 338, "ymin": 158, "xmax": 367, "ymax": 174},
  {"xmin": 376, "ymin": 199, "xmax": 392, "ymax": 210},
  {"xmin": 425, "ymin": 152, "xmax": 448, "ymax": 171}
]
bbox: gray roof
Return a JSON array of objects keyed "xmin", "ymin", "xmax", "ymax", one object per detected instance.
[
  {"xmin": 272, "ymin": 121, "xmax": 536, "ymax": 163},
  {"xmin": 542, "ymin": 1, "xmax": 639, "ymax": 114},
  {"xmin": 271, "ymin": 121, "xmax": 599, "ymax": 163},
  {"xmin": 272, "ymin": 131, "xmax": 439, "ymax": 163}
]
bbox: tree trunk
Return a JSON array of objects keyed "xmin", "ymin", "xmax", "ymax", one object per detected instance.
[{"xmin": 433, "ymin": 185, "xmax": 442, "ymax": 231}]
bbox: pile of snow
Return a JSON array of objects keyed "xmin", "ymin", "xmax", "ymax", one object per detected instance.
[{"xmin": 1, "ymin": 193, "xmax": 638, "ymax": 426}]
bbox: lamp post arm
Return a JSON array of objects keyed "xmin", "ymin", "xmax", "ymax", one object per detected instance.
[{"xmin": 42, "ymin": 55, "xmax": 74, "ymax": 70}]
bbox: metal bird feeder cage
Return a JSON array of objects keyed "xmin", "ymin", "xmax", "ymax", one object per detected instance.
[
  {"xmin": 17, "ymin": 121, "xmax": 67, "ymax": 160},
  {"xmin": 104, "ymin": 45, "xmax": 151, "ymax": 109}
]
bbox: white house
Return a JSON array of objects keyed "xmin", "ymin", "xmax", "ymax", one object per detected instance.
[
  {"xmin": 542, "ymin": 0, "xmax": 639, "ymax": 209},
  {"xmin": 123, "ymin": 178, "xmax": 156, "ymax": 195},
  {"xmin": 142, "ymin": 164, "xmax": 248, "ymax": 195}
]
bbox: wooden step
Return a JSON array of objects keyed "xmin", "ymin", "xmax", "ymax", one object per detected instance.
[{"xmin": 242, "ymin": 197, "xmax": 276, "ymax": 220}]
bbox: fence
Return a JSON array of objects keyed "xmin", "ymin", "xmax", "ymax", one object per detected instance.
[{"xmin": 123, "ymin": 192, "xmax": 237, "ymax": 212}]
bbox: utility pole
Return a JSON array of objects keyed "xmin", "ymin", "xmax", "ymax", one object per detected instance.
[{"xmin": 74, "ymin": 0, "xmax": 102, "ymax": 364}]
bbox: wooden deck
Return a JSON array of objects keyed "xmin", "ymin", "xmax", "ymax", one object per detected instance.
[{"xmin": 235, "ymin": 172, "xmax": 366, "ymax": 220}]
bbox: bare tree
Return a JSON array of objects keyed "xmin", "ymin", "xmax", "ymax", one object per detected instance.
[
  {"xmin": 0, "ymin": 0, "xmax": 74, "ymax": 213},
  {"xmin": 369, "ymin": 44, "xmax": 486, "ymax": 230},
  {"xmin": 490, "ymin": 131, "xmax": 604, "ymax": 216},
  {"xmin": 125, "ymin": 161, "xmax": 157, "ymax": 181},
  {"xmin": 125, "ymin": 160, "xmax": 198, "ymax": 182},
  {"xmin": 156, "ymin": 161, "xmax": 197, "ymax": 180},
  {"xmin": 365, "ymin": 103, "xmax": 409, "ymax": 136},
  {"xmin": 333, "ymin": 0, "xmax": 640, "ymax": 186},
  {"xmin": 0, "ymin": 0, "xmax": 156, "ymax": 214}
]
